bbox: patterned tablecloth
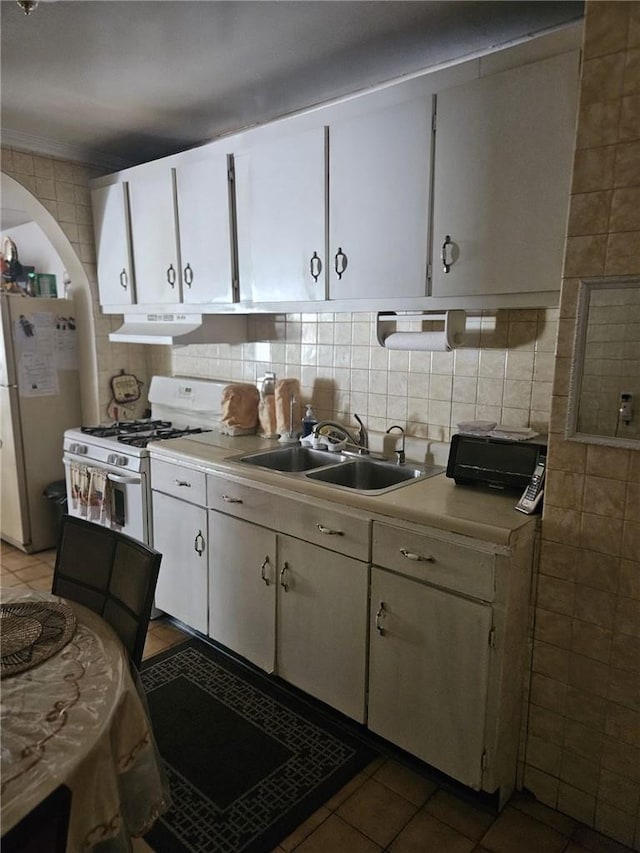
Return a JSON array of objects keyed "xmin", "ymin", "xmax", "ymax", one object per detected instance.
[{"xmin": 0, "ymin": 588, "xmax": 170, "ymax": 851}]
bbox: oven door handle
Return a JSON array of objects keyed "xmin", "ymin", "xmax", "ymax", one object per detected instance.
[{"xmin": 107, "ymin": 473, "xmax": 142, "ymax": 485}]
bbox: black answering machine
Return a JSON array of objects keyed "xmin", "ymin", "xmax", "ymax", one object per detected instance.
[{"xmin": 446, "ymin": 433, "xmax": 547, "ymax": 515}]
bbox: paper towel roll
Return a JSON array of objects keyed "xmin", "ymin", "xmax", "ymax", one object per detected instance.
[{"xmin": 382, "ymin": 331, "xmax": 452, "ymax": 351}]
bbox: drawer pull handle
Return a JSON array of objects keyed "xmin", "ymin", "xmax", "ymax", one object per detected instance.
[
  {"xmin": 316, "ymin": 523, "xmax": 343, "ymax": 536},
  {"xmin": 400, "ymin": 548, "xmax": 435, "ymax": 563},
  {"xmin": 260, "ymin": 556, "xmax": 270, "ymax": 586},
  {"xmin": 194, "ymin": 530, "xmax": 205, "ymax": 556},
  {"xmin": 175, "ymin": 479, "xmax": 191, "ymax": 488},
  {"xmin": 375, "ymin": 601, "xmax": 386, "ymax": 636},
  {"xmin": 280, "ymin": 562, "xmax": 289, "ymax": 592},
  {"xmin": 222, "ymin": 494, "xmax": 243, "ymax": 504},
  {"xmin": 119, "ymin": 268, "xmax": 128, "ymax": 289}
]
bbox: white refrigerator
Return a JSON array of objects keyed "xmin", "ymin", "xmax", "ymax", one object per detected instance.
[{"xmin": 1, "ymin": 294, "xmax": 82, "ymax": 552}]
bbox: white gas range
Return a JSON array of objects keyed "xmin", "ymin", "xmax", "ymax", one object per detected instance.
[{"xmin": 62, "ymin": 376, "xmax": 229, "ymax": 544}]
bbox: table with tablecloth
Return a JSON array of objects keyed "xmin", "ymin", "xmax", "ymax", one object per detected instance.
[{"xmin": 0, "ymin": 587, "xmax": 170, "ymax": 851}]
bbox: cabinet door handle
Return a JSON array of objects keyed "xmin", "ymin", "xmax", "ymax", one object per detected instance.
[
  {"xmin": 441, "ymin": 235, "xmax": 453, "ymax": 274},
  {"xmin": 222, "ymin": 494, "xmax": 243, "ymax": 504},
  {"xmin": 309, "ymin": 251, "xmax": 322, "ymax": 283},
  {"xmin": 316, "ymin": 523, "xmax": 343, "ymax": 536},
  {"xmin": 175, "ymin": 479, "xmax": 191, "ymax": 488},
  {"xmin": 119, "ymin": 268, "xmax": 128, "ymax": 289},
  {"xmin": 260, "ymin": 556, "xmax": 270, "ymax": 586},
  {"xmin": 375, "ymin": 601, "xmax": 386, "ymax": 636},
  {"xmin": 279, "ymin": 562, "xmax": 289, "ymax": 592},
  {"xmin": 400, "ymin": 548, "xmax": 435, "ymax": 563},
  {"xmin": 167, "ymin": 264, "xmax": 177, "ymax": 287},
  {"xmin": 184, "ymin": 263, "xmax": 193, "ymax": 288},
  {"xmin": 334, "ymin": 247, "xmax": 348, "ymax": 280},
  {"xmin": 194, "ymin": 530, "xmax": 205, "ymax": 556}
]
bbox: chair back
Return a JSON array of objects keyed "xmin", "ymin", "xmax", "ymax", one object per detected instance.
[
  {"xmin": 2, "ymin": 784, "xmax": 71, "ymax": 853},
  {"xmin": 52, "ymin": 515, "xmax": 162, "ymax": 668}
]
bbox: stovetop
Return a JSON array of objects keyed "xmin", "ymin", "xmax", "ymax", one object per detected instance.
[{"xmin": 78, "ymin": 420, "xmax": 211, "ymax": 448}]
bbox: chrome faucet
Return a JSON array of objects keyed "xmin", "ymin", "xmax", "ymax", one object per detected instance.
[
  {"xmin": 386, "ymin": 425, "xmax": 406, "ymax": 465},
  {"xmin": 312, "ymin": 414, "xmax": 369, "ymax": 453}
]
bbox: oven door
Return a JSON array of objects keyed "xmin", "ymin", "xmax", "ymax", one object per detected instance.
[{"xmin": 63, "ymin": 453, "xmax": 148, "ymax": 544}]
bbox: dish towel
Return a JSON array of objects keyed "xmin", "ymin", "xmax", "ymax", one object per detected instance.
[
  {"xmin": 87, "ymin": 467, "xmax": 111, "ymax": 525},
  {"xmin": 220, "ymin": 383, "xmax": 260, "ymax": 435},
  {"xmin": 69, "ymin": 463, "xmax": 111, "ymax": 523},
  {"xmin": 275, "ymin": 378, "xmax": 301, "ymax": 437},
  {"xmin": 69, "ymin": 462, "xmax": 90, "ymax": 516}
]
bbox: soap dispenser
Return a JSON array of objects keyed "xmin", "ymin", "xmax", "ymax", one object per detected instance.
[{"xmin": 301, "ymin": 404, "xmax": 318, "ymax": 437}]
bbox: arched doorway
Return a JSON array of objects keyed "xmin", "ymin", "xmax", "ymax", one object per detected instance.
[{"xmin": 1, "ymin": 172, "xmax": 99, "ymax": 423}]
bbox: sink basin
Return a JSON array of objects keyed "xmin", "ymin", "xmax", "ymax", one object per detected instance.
[
  {"xmin": 306, "ymin": 458, "xmax": 443, "ymax": 493},
  {"xmin": 237, "ymin": 446, "xmax": 347, "ymax": 473}
]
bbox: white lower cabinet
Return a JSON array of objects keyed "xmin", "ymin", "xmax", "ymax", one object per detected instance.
[
  {"xmin": 151, "ymin": 460, "xmax": 534, "ymax": 804},
  {"xmin": 208, "ymin": 512, "xmax": 276, "ymax": 673},
  {"xmin": 206, "ymin": 476, "xmax": 370, "ymax": 722},
  {"xmin": 152, "ymin": 489, "xmax": 208, "ymax": 634},
  {"xmin": 276, "ymin": 535, "xmax": 368, "ymax": 722},
  {"xmin": 368, "ymin": 567, "xmax": 492, "ymax": 789}
]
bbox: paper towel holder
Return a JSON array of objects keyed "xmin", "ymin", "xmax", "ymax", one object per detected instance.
[{"xmin": 376, "ymin": 310, "xmax": 466, "ymax": 350}]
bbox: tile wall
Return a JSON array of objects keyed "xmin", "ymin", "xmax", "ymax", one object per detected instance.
[
  {"xmin": 148, "ymin": 309, "xmax": 558, "ymax": 442},
  {"xmin": 525, "ymin": 2, "xmax": 640, "ymax": 849},
  {"xmin": 2, "ymin": 2, "xmax": 638, "ymax": 847}
]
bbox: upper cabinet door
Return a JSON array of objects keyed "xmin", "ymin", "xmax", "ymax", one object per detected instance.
[
  {"xmin": 431, "ymin": 50, "xmax": 579, "ymax": 300},
  {"xmin": 91, "ymin": 183, "xmax": 135, "ymax": 306},
  {"xmin": 175, "ymin": 156, "xmax": 235, "ymax": 304},
  {"xmin": 128, "ymin": 169, "xmax": 181, "ymax": 304},
  {"xmin": 235, "ymin": 126, "xmax": 326, "ymax": 303},
  {"xmin": 329, "ymin": 98, "xmax": 433, "ymax": 300}
]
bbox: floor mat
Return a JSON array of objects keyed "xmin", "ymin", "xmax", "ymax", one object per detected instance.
[{"xmin": 140, "ymin": 637, "xmax": 379, "ymax": 853}]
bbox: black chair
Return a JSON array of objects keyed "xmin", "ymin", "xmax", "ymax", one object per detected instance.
[
  {"xmin": 52, "ymin": 515, "xmax": 162, "ymax": 669},
  {"xmin": 2, "ymin": 784, "xmax": 71, "ymax": 853}
]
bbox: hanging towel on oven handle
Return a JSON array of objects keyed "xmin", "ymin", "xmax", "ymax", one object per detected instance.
[{"xmin": 87, "ymin": 467, "xmax": 112, "ymax": 526}]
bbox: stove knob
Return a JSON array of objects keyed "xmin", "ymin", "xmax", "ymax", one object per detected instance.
[
  {"xmin": 71, "ymin": 443, "xmax": 88, "ymax": 455},
  {"xmin": 117, "ymin": 456, "xmax": 129, "ymax": 467}
]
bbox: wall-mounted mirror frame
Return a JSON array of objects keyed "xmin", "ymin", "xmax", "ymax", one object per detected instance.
[{"xmin": 566, "ymin": 275, "xmax": 640, "ymax": 450}]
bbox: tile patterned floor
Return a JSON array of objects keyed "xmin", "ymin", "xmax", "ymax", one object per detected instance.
[{"xmin": 1, "ymin": 540, "xmax": 634, "ymax": 853}]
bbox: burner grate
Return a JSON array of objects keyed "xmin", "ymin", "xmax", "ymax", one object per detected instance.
[
  {"xmin": 81, "ymin": 420, "xmax": 171, "ymax": 438},
  {"xmin": 117, "ymin": 427, "xmax": 210, "ymax": 448}
]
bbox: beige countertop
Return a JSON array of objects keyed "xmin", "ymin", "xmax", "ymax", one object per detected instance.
[{"xmin": 148, "ymin": 431, "xmax": 537, "ymax": 549}]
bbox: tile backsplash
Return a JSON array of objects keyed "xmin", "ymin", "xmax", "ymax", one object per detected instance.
[{"xmin": 148, "ymin": 308, "xmax": 558, "ymax": 443}]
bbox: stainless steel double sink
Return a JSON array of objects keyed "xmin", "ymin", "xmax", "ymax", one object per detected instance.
[{"xmin": 234, "ymin": 445, "xmax": 443, "ymax": 495}]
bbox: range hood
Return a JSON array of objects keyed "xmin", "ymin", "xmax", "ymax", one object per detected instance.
[{"xmin": 109, "ymin": 313, "xmax": 248, "ymax": 345}]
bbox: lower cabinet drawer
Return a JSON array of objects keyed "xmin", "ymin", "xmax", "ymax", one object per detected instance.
[
  {"xmin": 151, "ymin": 459, "xmax": 207, "ymax": 505},
  {"xmin": 372, "ymin": 522, "xmax": 495, "ymax": 600},
  {"xmin": 278, "ymin": 496, "xmax": 370, "ymax": 561},
  {"xmin": 207, "ymin": 473, "xmax": 279, "ymax": 529}
]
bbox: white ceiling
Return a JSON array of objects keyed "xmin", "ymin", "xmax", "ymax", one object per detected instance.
[{"xmin": 1, "ymin": 0, "xmax": 583, "ymax": 173}]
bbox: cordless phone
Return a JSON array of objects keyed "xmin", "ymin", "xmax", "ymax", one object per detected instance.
[{"xmin": 515, "ymin": 456, "xmax": 546, "ymax": 514}]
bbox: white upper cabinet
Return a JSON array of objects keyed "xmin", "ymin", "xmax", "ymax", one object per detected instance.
[
  {"xmin": 329, "ymin": 97, "xmax": 432, "ymax": 300},
  {"xmin": 175, "ymin": 155, "xmax": 235, "ymax": 304},
  {"xmin": 431, "ymin": 50, "xmax": 579, "ymax": 301},
  {"xmin": 128, "ymin": 169, "xmax": 181, "ymax": 304},
  {"xmin": 91, "ymin": 183, "xmax": 135, "ymax": 306},
  {"xmin": 100, "ymin": 155, "xmax": 236, "ymax": 307},
  {"xmin": 235, "ymin": 126, "xmax": 326, "ymax": 303}
]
